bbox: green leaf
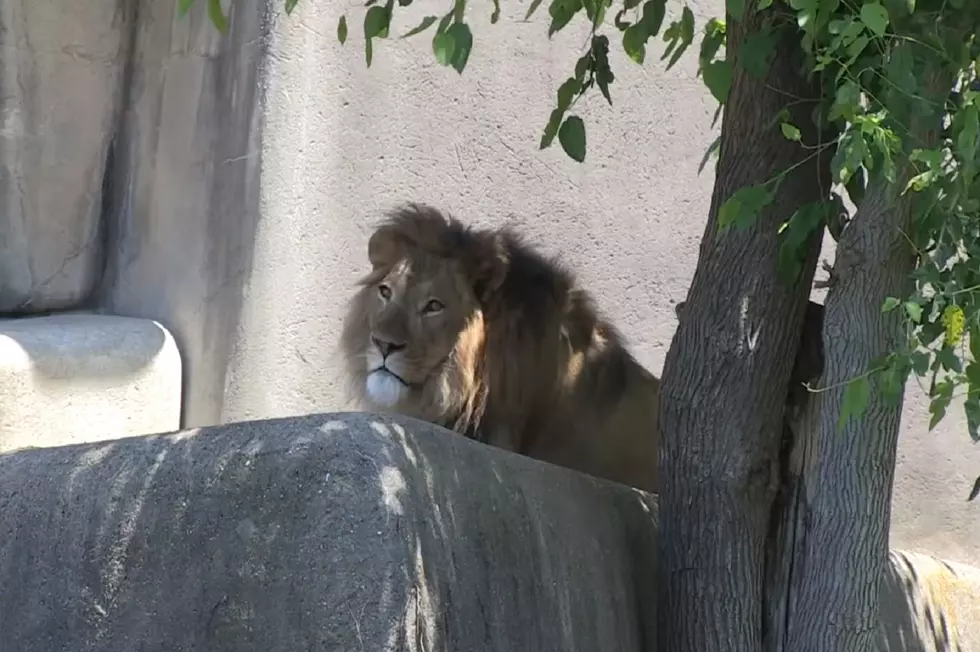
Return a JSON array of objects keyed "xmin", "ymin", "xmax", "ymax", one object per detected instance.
[
  {"xmin": 727, "ymin": 0, "xmax": 745, "ymax": 21},
  {"xmin": 968, "ymin": 475, "xmax": 980, "ymax": 501},
  {"xmin": 966, "ymin": 361, "xmax": 980, "ymax": 388},
  {"xmin": 491, "ymin": 0, "xmax": 500, "ymax": 23},
  {"xmin": 698, "ymin": 18, "xmax": 726, "ymax": 69},
  {"xmin": 717, "ymin": 183, "xmax": 776, "ymax": 231},
  {"xmin": 702, "ymin": 60, "xmax": 732, "ymax": 104},
  {"xmin": 739, "ymin": 28, "xmax": 776, "ymax": 79},
  {"xmin": 829, "ymin": 80, "xmax": 861, "ymax": 122},
  {"xmin": 402, "ymin": 15, "xmax": 438, "ymax": 37},
  {"xmin": 967, "ymin": 398, "xmax": 980, "ymax": 442},
  {"xmin": 859, "ymin": 2, "xmax": 889, "ymax": 37},
  {"xmin": 830, "ymin": 128, "xmax": 869, "ymax": 186},
  {"xmin": 208, "ymin": 0, "xmax": 228, "ymax": 33},
  {"xmin": 436, "ymin": 10, "xmax": 454, "ymax": 34},
  {"xmin": 558, "ymin": 115, "xmax": 587, "ymax": 162},
  {"xmin": 780, "ymin": 122, "xmax": 802, "ymax": 141},
  {"xmin": 178, "ymin": 0, "xmax": 195, "ymax": 17},
  {"xmin": 364, "ymin": 5, "xmax": 390, "ymax": 38},
  {"xmin": 525, "ymin": 0, "xmax": 545, "ymax": 20},
  {"xmin": 582, "ymin": 0, "xmax": 607, "ymax": 23},
  {"xmin": 777, "ymin": 202, "xmax": 825, "ymax": 283},
  {"xmin": 285, "ymin": 0, "xmax": 300, "ymax": 14},
  {"xmin": 844, "ymin": 166, "xmax": 866, "ymax": 205},
  {"xmin": 839, "ymin": 375, "xmax": 870, "ymax": 431},
  {"xmin": 445, "ymin": 22, "xmax": 473, "ymax": 73},
  {"xmin": 698, "ymin": 135, "xmax": 721, "ymax": 174},
  {"xmin": 928, "ymin": 390, "xmax": 952, "ymax": 430},
  {"xmin": 623, "ymin": 23, "xmax": 649, "ymax": 63},
  {"xmin": 556, "ymin": 76, "xmax": 582, "ymax": 111},
  {"xmin": 641, "ymin": 0, "xmax": 667, "ymax": 38},
  {"xmin": 548, "ymin": 0, "xmax": 584, "ymax": 36},
  {"xmin": 337, "ymin": 15, "xmax": 348, "ymax": 43},
  {"xmin": 540, "ymin": 108, "xmax": 563, "ymax": 149},
  {"xmin": 845, "ymin": 34, "xmax": 870, "ymax": 62},
  {"xmin": 878, "ymin": 358, "xmax": 909, "ymax": 408},
  {"xmin": 591, "ymin": 35, "xmax": 615, "ymax": 104},
  {"xmin": 664, "ymin": 7, "xmax": 695, "ymax": 71},
  {"xmin": 956, "ymin": 104, "xmax": 979, "ymax": 162},
  {"xmin": 881, "ymin": 296, "xmax": 901, "ymax": 312},
  {"xmin": 903, "ymin": 169, "xmax": 938, "ymax": 193},
  {"xmin": 614, "ymin": 7, "xmax": 631, "ymax": 30},
  {"xmin": 936, "ymin": 346, "xmax": 962, "ymax": 373},
  {"xmin": 904, "ymin": 301, "xmax": 922, "ymax": 323},
  {"xmin": 432, "ymin": 31, "xmax": 455, "ymax": 65},
  {"xmin": 911, "ymin": 351, "xmax": 930, "ymax": 376},
  {"xmin": 942, "ymin": 305, "xmax": 965, "ymax": 346},
  {"xmin": 757, "ymin": 0, "xmax": 772, "ymax": 8}
]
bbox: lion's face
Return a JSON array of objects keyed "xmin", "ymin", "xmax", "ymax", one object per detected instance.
[
  {"xmin": 344, "ymin": 249, "xmax": 484, "ymax": 416},
  {"xmin": 342, "ymin": 204, "xmax": 507, "ymax": 423}
]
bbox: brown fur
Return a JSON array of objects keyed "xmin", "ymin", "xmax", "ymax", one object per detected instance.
[{"xmin": 340, "ymin": 203, "xmax": 661, "ymax": 493}]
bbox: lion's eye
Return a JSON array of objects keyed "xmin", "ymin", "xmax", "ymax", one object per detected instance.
[
  {"xmin": 378, "ymin": 284, "xmax": 392, "ymax": 300},
  {"xmin": 422, "ymin": 299, "xmax": 444, "ymax": 315}
]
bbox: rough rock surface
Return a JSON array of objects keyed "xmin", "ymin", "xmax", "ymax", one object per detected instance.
[
  {"xmin": 0, "ymin": 0, "xmax": 129, "ymax": 312},
  {"xmin": 0, "ymin": 412, "xmax": 977, "ymax": 651},
  {"xmin": 0, "ymin": 412, "xmax": 659, "ymax": 651}
]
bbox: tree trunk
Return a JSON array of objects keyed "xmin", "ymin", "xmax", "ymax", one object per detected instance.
[
  {"xmin": 656, "ymin": 7, "xmax": 834, "ymax": 651},
  {"xmin": 776, "ymin": 60, "xmax": 953, "ymax": 652}
]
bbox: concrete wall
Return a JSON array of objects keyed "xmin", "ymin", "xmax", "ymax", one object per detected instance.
[{"xmin": 0, "ymin": 0, "xmax": 976, "ymax": 566}]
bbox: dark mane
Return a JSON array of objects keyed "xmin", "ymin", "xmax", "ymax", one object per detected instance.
[{"xmin": 377, "ymin": 202, "xmax": 575, "ymax": 315}]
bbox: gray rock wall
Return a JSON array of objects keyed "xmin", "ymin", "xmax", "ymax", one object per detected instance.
[
  {"xmin": 0, "ymin": 413, "xmax": 659, "ymax": 651},
  {"xmin": 98, "ymin": 0, "xmax": 267, "ymax": 426},
  {"xmin": 0, "ymin": 412, "xmax": 976, "ymax": 651},
  {"xmin": 0, "ymin": 0, "xmax": 129, "ymax": 312}
]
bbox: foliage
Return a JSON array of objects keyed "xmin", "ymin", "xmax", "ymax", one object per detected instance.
[{"xmin": 190, "ymin": 0, "xmax": 980, "ymax": 493}]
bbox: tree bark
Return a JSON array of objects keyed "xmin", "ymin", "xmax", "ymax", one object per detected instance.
[
  {"xmin": 776, "ymin": 60, "xmax": 953, "ymax": 652},
  {"xmin": 656, "ymin": 8, "xmax": 833, "ymax": 651}
]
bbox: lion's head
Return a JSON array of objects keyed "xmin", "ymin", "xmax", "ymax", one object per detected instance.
[{"xmin": 340, "ymin": 204, "xmax": 504, "ymax": 430}]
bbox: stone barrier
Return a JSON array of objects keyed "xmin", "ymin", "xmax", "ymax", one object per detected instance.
[{"xmin": 0, "ymin": 412, "xmax": 976, "ymax": 651}]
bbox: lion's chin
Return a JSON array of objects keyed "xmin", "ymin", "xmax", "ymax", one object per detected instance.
[{"xmin": 365, "ymin": 371, "xmax": 409, "ymax": 408}]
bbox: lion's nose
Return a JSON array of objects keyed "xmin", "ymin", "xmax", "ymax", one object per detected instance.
[{"xmin": 372, "ymin": 337, "xmax": 406, "ymax": 358}]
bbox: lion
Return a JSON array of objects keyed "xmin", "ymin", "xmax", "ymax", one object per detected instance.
[{"xmin": 339, "ymin": 203, "xmax": 662, "ymax": 493}]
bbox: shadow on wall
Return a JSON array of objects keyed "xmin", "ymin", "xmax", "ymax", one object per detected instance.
[
  {"xmin": 0, "ymin": 412, "xmax": 975, "ymax": 651},
  {"xmin": 97, "ymin": 1, "xmax": 269, "ymax": 428}
]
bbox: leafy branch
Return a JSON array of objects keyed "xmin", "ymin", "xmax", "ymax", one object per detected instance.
[{"xmin": 329, "ymin": 0, "xmax": 699, "ymax": 163}]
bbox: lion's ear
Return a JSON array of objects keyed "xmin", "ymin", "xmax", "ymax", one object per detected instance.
[
  {"xmin": 467, "ymin": 233, "xmax": 509, "ymax": 302},
  {"xmin": 367, "ymin": 226, "xmax": 400, "ymax": 270}
]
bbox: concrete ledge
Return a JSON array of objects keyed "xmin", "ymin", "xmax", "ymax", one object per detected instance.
[
  {"xmin": 0, "ymin": 412, "xmax": 975, "ymax": 651},
  {"xmin": 0, "ymin": 313, "xmax": 182, "ymax": 452}
]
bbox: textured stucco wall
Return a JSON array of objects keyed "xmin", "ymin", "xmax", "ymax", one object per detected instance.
[{"xmin": 2, "ymin": 0, "xmax": 974, "ymax": 564}]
